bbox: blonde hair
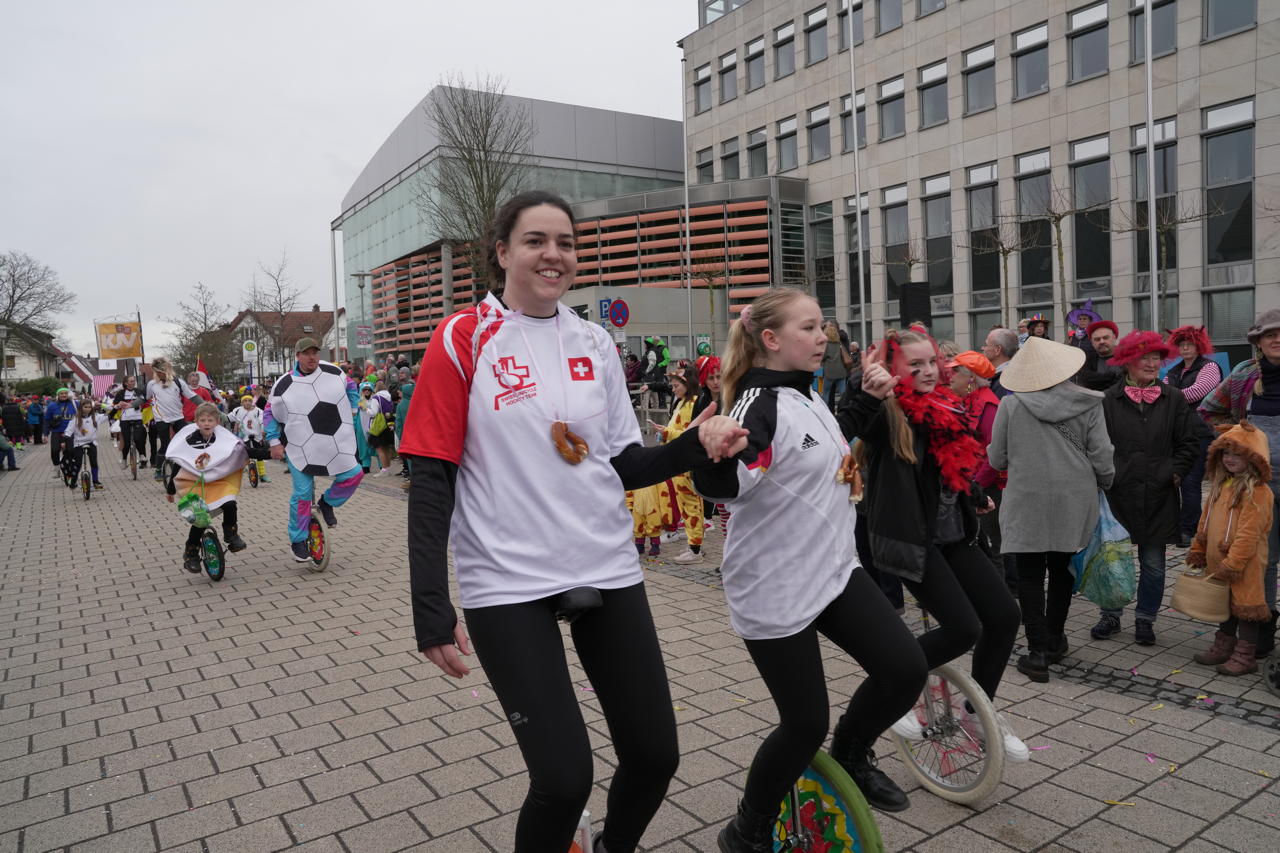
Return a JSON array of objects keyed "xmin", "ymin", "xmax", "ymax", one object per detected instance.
[
  {"xmin": 194, "ymin": 402, "xmax": 220, "ymax": 421},
  {"xmin": 151, "ymin": 358, "xmax": 173, "ymax": 388},
  {"xmin": 720, "ymin": 288, "xmax": 813, "ymax": 411}
]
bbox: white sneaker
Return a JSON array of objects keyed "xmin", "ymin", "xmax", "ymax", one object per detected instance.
[
  {"xmin": 995, "ymin": 713, "xmax": 1030, "ymax": 763},
  {"xmin": 672, "ymin": 549, "xmax": 703, "ymax": 564},
  {"xmin": 661, "ymin": 529, "xmax": 685, "ymax": 543},
  {"xmin": 891, "ymin": 710, "xmax": 924, "ymax": 740}
]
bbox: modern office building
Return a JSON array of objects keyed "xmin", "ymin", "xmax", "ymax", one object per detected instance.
[
  {"xmin": 682, "ymin": 0, "xmax": 1277, "ymax": 353},
  {"xmin": 331, "ymin": 88, "xmax": 684, "ymax": 362}
]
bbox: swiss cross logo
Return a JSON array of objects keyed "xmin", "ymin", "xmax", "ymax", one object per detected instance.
[
  {"xmin": 568, "ymin": 357, "xmax": 595, "ymax": 381},
  {"xmin": 493, "ymin": 356, "xmax": 538, "ymax": 410}
]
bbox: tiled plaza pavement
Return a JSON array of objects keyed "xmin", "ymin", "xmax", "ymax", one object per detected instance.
[{"xmin": 1, "ymin": 450, "xmax": 1278, "ymax": 852}]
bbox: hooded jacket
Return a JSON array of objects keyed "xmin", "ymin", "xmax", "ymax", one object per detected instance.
[
  {"xmin": 987, "ymin": 381, "xmax": 1114, "ymax": 553},
  {"xmin": 44, "ymin": 399, "xmax": 78, "ymax": 435},
  {"xmin": 1187, "ymin": 421, "xmax": 1273, "ymax": 621},
  {"xmin": 1102, "ymin": 380, "xmax": 1200, "ymax": 544}
]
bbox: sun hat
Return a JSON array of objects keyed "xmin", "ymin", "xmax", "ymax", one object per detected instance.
[
  {"xmin": 1108, "ymin": 330, "xmax": 1172, "ymax": 367},
  {"xmin": 999, "ymin": 337, "xmax": 1086, "ymax": 393},
  {"xmin": 1246, "ymin": 309, "xmax": 1280, "ymax": 345},
  {"xmin": 946, "ymin": 351, "xmax": 996, "ymax": 379}
]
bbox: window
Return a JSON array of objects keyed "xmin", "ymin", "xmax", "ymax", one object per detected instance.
[
  {"xmin": 1205, "ymin": 0, "xmax": 1255, "ymax": 40},
  {"xmin": 877, "ymin": 0, "xmax": 902, "ymax": 34},
  {"xmin": 878, "ymin": 76, "xmax": 905, "ymax": 140},
  {"xmin": 840, "ymin": 92, "xmax": 867, "ymax": 150},
  {"xmin": 1069, "ymin": 2, "xmax": 1109, "ymax": 82},
  {"xmin": 811, "ymin": 202, "xmax": 836, "ymax": 312},
  {"xmin": 838, "ymin": 0, "xmax": 864, "ymax": 49},
  {"xmin": 967, "ymin": 163, "xmax": 1000, "ymax": 293},
  {"xmin": 1013, "ymin": 23, "xmax": 1049, "ymax": 99},
  {"xmin": 919, "ymin": 0, "xmax": 945, "ymax": 15},
  {"xmin": 721, "ymin": 138, "xmax": 740, "ymax": 181},
  {"xmin": 1017, "ymin": 150, "xmax": 1053, "ymax": 303},
  {"xmin": 808, "ymin": 105, "xmax": 831, "ymax": 162},
  {"xmin": 1205, "ymin": 288, "xmax": 1255, "ymax": 343},
  {"xmin": 883, "ymin": 184, "xmax": 910, "ymax": 306},
  {"xmin": 918, "ymin": 60, "xmax": 948, "ymax": 128},
  {"xmin": 745, "ymin": 37, "xmax": 766, "ymax": 91},
  {"xmin": 695, "ymin": 147, "xmax": 714, "ymax": 184},
  {"xmin": 845, "ymin": 195, "xmax": 872, "ymax": 315},
  {"xmin": 694, "ymin": 63, "xmax": 712, "ymax": 114},
  {"xmin": 719, "ymin": 51, "xmax": 738, "ymax": 103},
  {"xmin": 924, "ymin": 176, "xmax": 953, "ymax": 299},
  {"xmin": 805, "ymin": 7, "xmax": 828, "ymax": 65},
  {"xmin": 1203, "ymin": 100, "xmax": 1255, "ymax": 271},
  {"xmin": 1133, "ymin": 119, "xmax": 1178, "ymax": 284},
  {"xmin": 775, "ymin": 22, "xmax": 796, "ymax": 79},
  {"xmin": 963, "ymin": 43, "xmax": 995, "ymax": 114},
  {"xmin": 302, "ymin": 324, "xmax": 314, "ymax": 333},
  {"xmin": 701, "ymin": 0, "xmax": 749, "ymax": 26},
  {"xmin": 777, "ymin": 116, "xmax": 798, "ymax": 171},
  {"xmin": 1071, "ymin": 138, "xmax": 1111, "ymax": 288},
  {"xmin": 747, "ymin": 127, "xmax": 768, "ymax": 177},
  {"xmin": 1131, "ymin": 0, "xmax": 1176, "ymax": 61}
]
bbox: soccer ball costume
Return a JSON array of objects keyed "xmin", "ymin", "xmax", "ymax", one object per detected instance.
[{"xmin": 265, "ymin": 360, "xmax": 363, "ymax": 544}]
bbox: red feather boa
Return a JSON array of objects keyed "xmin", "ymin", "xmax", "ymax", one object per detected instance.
[{"xmin": 893, "ymin": 382, "xmax": 985, "ymax": 494}]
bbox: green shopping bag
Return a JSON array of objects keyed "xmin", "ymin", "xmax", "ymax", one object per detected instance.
[{"xmin": 1070, "ymin": 491, "xmax": 1136, "ymax": 610}]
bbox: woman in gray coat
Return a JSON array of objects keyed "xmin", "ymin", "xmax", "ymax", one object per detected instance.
[{"xmin": 988, "ymin": 337, "xmax": 1115, "ymax": 682}]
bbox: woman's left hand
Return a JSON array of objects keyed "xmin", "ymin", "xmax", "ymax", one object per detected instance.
[
  {"xmin": 974, "ymin": 496, "xmax": 996, "ymax": 515},
  {"xmin": 690, "ymin": 403, "xmax": 749, "ymax": 461}
]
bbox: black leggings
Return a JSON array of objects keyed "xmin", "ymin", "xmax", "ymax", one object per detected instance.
[
  {"xmin": 119, "ymin": 420, "xmax": 146, "ymax": 461},
  {"xmin": 741, "ymin": 570, "xmax": 927, "ymax": 814},
  {"xmin": 904, "ymin": 542, "xmax": 1022, "ymax": 701},
  {"xmin": 465, "ymin": 583, "xmax": 678, "ymax": 853},
  {"xmin": 155, "ymin": 419, "xmax": 186, "ymax": 462},
  {"xmin": 185, "ymin": 502, "xmax": 238, "ymax": 546}
]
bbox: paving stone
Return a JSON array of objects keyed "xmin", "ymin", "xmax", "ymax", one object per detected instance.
[
  {"xmin": 67, "ymin": 823, "xmax": 156, "ymax": 853},
  {"xmin": 283, "ymin": 795, "xmax": 368, "ymax": 842},
  {"xmin": 22, "ymin": 806, "xmax": 109, "ymax": 853},
  {"xmin": 155, "ymin": 801, "xmax": 236, "ymax": 848},
  {"xmin": 338, "ymin": 811, "xmax": 429, "ymax": 853},
  {"xmin": 109, "ymin": 784, "xmax": 189, "ymax": 829},
  {"xmin": 232, "ymin": 781, "xmax": 313, "ymax": 824},
  {"xmin": 205, "ymin": 817, "xmax": 293, "ymax": 853}
]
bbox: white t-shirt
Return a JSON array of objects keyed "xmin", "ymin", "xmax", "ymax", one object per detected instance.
[
  {"xmin": 230, "ymin": 406, "xmax": 263, "ymax": 440},
  {"xmin": 64, "ymin": 413, "xmax": 110, "ymax": 448},
  {"xmin": 117, "ymin": 387, "xmax": 145, "ymax": 421},
  {"xmin": 147, "ymin": 378, "xmax": 198, "ymax": 423},
  {"xmin": 400, "ymin": 294, "xmax": 642, "ymax": 609}
]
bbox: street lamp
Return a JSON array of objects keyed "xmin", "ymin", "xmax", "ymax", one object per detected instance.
[
  {"xmin": 351, "ymin": 272, "xmax": 373, "ymax": 366},
  {"xmin": 0, "ymin": 322, "xmax": 8, "ymax": 391}
]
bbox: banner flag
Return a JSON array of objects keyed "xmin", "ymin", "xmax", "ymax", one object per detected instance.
[
  {"xmin": 195, "ymin": 355, "xmax": 217, "ymax": 392},
  {"xmin": 96, "ymin": 322, "xmax": 144, "ymax": 359}
]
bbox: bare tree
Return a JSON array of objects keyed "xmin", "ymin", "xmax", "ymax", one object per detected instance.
[
  {"xmin": 164, "ymin": 282, "xmax": 238, "ymax": 382},
  {"xmin": 415, "ymin": 73, "xmax": 537, "ymax": 297},
  {"xmin": 954, "ymin": 215, "xmax": 1046, "ymax": 328},
  {"xmin": 688, "ymin": 255, "xmax": 731, "ymax": 352},
  {"xmin": 244, "ymin": 250, "xmax": 303, "ymax": 371},
  {"xmin": 870, "ymin": 238, "xmax": 943, "ymax": 326},
  {"xmin": 1018, "ymin": 179, "xmax": 1112, "ymax": 331},
  {"xmin": 0, "ymin": 251, "xmax": 79, "ymax": 353}
]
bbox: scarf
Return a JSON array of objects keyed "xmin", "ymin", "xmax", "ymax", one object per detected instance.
[{"xmin": 893, "ymin": 382, "xmax": 985, "ymax": 493}]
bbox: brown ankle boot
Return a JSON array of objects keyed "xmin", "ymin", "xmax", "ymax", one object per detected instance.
[
  {"xmin": 1193, "ymin": 631, "xmax": 1236, "ymax": 666},
  {"xmin": 1216, "ymin": 639, "xmax": 1258, "ymax": 675}
]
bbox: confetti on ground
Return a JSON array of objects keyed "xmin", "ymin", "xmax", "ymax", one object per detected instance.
[
  {"xmin": 1128, "ymin": 718, "xmax": 1139, "ymax": 726},
  {"xmin": 732, "ymin": 698, "xmax": 747, "ymax": 703},
  {"xmin": 1196, "ymin": 694, "xmax": 1208, "ymax": 700},
  {"xmin": 1145, "ymin": 753, "xmax": 1157, "ymax": 764},
  {"xmin": 351, "ymin": 630, "xmax": 360, "ymax": 635},
  {"xmin": 1169, "ymin": 764, "xmax": 1178, "ymax": 774},
  {"xmin": 578, "ymin": 686, "xmax": 595, "ymax": 692},
  {"xmin": 471, "ymin": 690, "xmax": 478, "ymax": 697},
  {"xmin": 1152, "ymin": 703, "xmax": 1165, "ymax": 710},
  {"xmin": 673, "ymin": 705, "xmax": 685, "ymax": 711},
  {"xmin": 1103, "ymin": 800, "xmax": 1136, "ymax": 806},
  {"xmin": 1130, "ymin": 668, "xmax": 1138, "ymax": 676},
  {"xmin": 1029, "ymin": 745, "xmax": 1052, "ymax": 751},
  {"xmin": 1169, "ymin": 669, "xmax": 1182, "ymax": 674},
  {"xmin": 1258, "ymin": 770, "xmax": 1272, "ymax": 778}
]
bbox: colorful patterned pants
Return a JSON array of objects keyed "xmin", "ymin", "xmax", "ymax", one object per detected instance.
[{"xmin": 286, "ymin": 459, "xmax": 363, "ymax": 543}]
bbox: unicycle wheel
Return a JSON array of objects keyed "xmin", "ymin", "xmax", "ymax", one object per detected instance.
[
  {"xmin": 80, "ymin": 471, "xmax": 91, "ymax": 501},
  {"xmin": 890, "ymin": 662, "xmax": 1005, "ymax": 805},
  {"xmin": 247, "ymin": 464, "xmax": 258, "ymax": 488},
  {"xmin": 773, "ymin": 751, "xmax": 884, "ymax": 852},
  {"xmin": 129, "ymin": 448, "xmax": 138, "ymax": 480},
  {"xmin": 200, "ymin": 529, "xmax": 226, "ymax": 581},
  {"xmin": 306, "ymin": 516, "xmax": 329, "ymax": 573}
]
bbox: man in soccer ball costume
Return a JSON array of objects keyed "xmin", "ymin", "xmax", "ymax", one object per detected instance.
[{"xmin": 265, "ymin": 338, "xmax": 364, "ymax": 562}]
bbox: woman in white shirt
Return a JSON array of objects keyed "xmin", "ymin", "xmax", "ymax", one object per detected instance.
[
  {"xmin": 145, "ymin": 357, "xmax": 202, "ymax": 480},
  {"xmin": 63, "ymin": 399, "xmax": 110, "ymax": 489}
]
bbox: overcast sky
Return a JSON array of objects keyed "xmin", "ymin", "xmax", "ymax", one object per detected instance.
[{"xmin": 2, "ymin": 1, "xmax": 696, "ymax": 357}]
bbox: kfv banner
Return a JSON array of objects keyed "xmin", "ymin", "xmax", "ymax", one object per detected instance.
[{"xmin": 96, "ymin": 322, "xmax": 144, "ymax": 359}]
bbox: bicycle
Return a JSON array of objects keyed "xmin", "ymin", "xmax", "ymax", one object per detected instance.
[
  {"xmin": 889, "ymin": 607, "xmax": 1005, "ymax": 805},
  {"xmin": 769, "ymin": 751, "xmax": 884, "ymax": 852}
]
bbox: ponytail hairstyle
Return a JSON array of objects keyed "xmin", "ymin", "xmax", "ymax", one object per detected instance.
[
  {"xmin": 720, "ymin": 287, "xmax": 814, "ymax": 411},
  {"xmin": 151, "ymin": 357, "xmax": 173, "ymax": 388},
  {"xmin": 74, "ymin": 399, "xmax": 95, "ymax": 435}
]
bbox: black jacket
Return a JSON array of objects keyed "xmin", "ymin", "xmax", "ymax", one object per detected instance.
[
  {"xmin": 1076, "ymin": 347, "xmax": 1123, "ymax": 392},
  {"xmin": 835, "ymin": 389, "xmax": 983, "ymax": 582},
  {"xmin": 1101, "ymin": 382, "xmax": 1200, "ymax": 545}
]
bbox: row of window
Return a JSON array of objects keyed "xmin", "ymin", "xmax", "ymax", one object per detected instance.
[{"xmin": 693, "ymin": 1, "xmax": 1257, "ymax": 116}]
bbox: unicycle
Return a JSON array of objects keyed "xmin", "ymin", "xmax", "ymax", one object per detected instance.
[
  {"xmin": 78, "ymin": 448, "xmax": 92, "ymax": 501},
  {"xmin": 129, "ymin": 445, "xmax": 138, "ymax": 480},
  {"xmin": 305, "ymin": 511, "xmax": 330, "ymax": 573},
  {"xmin": 199, "ymin": 527, "xmax": 226, "ymax": 582},
  {"xmin": 890, "ymin": 603, "xmax": 1005, "ymax": 805},
  {"xmin": 246, "ymin": 462, "xmax": 259, "ymax": 488},
  {"xmin": 771, "ymin": 751, "xmax": 884, "ymax": 852}
]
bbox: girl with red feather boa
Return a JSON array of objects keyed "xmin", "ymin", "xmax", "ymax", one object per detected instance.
[{"xmin": 839, "ymin": 327, "xmax": 1029, "ymax": 763}]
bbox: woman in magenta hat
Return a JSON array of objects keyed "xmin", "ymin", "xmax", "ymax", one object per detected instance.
[
  {"xmin": 1092, "ymin": 331, "xmax": 1200, "ymax": 647},
  {"xmin": 1163, "ymin": 326, "xmax": 1221, "ymax": 545}
]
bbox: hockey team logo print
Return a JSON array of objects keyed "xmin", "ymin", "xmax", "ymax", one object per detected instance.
[
  {"xmin": 493, "ymin": 356, "xmax": 538, "ymax": 410},
  {"xmin": 567, "ymin": 357, "xmax": 594, "ymax": 381}
]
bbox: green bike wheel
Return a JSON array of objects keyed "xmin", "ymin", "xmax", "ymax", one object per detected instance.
[
  {"xmin": 773, "ymin": 751, "xmax": 884, "ymax": 852},
  {"xmin": 200, "ymin": 529, "xmax": 225, "ymax": 582}
]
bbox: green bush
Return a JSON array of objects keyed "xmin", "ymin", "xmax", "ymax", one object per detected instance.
[{"xmin": 13, "ymin": 377, "xmax": 62, "ymax": 397}]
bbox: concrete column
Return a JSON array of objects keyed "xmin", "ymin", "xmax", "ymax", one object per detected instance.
[{"xmin": 441, "ymin": 243, "xmax": 455, "ymax": 317}]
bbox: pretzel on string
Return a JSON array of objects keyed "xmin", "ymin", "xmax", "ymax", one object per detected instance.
[{"xmin": 551, "ymin": 421, "xmax": 589, "ymax": 465}]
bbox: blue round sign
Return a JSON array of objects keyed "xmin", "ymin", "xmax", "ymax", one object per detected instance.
[{"xmin": 608, "ymin": 299, "xmax": 630, "ymax": 328}]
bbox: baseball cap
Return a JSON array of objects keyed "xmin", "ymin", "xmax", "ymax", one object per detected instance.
[
  {"xmin": 294, "ymin": 337, "xmax": 321, "ymax": 353},
  {"xmin": 946, "ymin": 350, "xmax": 996, "ymax": 379}
]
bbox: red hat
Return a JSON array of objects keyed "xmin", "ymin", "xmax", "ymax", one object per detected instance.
[
  {"xmin": 1085, "ymin": 320, "xmax": 1119, "ymax": 338},
  {"xmin": 1108, "ymin": 330, "xmax": 1172, "ymax": 367},
  {"xmin": 1166, "ymin": 325, "xmax": 1213, "ymax": 355},
  {"xmin": 946, "ymin": 351, "xmax": 996, "ymax": 379},
  {"xmin": 696, "ymin": 355, "xmax": 721, "ymax": 386}
]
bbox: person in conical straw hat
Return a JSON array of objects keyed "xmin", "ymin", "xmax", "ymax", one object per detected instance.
[{"xmin": 987, "ymin": 336, "xmax": 1115, "ymax": 682}]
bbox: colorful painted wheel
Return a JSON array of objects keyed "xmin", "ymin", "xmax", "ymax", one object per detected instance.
[
  {"xmin": 773, "ymin": 751, "xmax": 884, "ymax": 852},
  {"xmin": 247, "ymin": 464, "xmax": 259, "ymax": 488},
  {"xmin": 306, "ymin": 516, "xmax": 329, "ymax": 573},
  {"xmin": 200, "ymin": 529, "xmax": 225, "ymax": 582},
  {"xmin": 890, "ymin": 662, "xmax": 1005, "ymax": 804}
]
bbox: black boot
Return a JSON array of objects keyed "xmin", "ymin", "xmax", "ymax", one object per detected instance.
[
  {"xmin": 1047, "ymin": 634, "xmax": 1070, "ymax": 664},
  {"xmin": 182, "ymin": 543, "xmax": 201, "ymax": 573},
  {"xmin": 829, "ymin": 723, "xmax": 909, "ymax": 812},
  {"xmin": 1016, "ymin": 650, "xmax": 1050, "ymax": 683},
  {"xmin": 716, "ymin": 798, "xmax": 776, "ymax": 853},
  {"xmin": 1257, "ymin": 610, "xmax": 1279, "ymax": 658},
  {"xmin": 224, "ymin": 525, "xmax": 247, "ymax": 553}
]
